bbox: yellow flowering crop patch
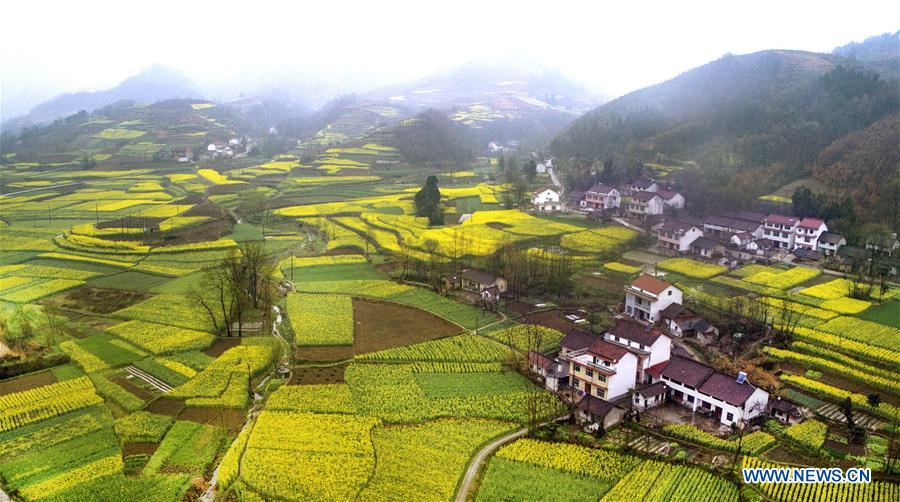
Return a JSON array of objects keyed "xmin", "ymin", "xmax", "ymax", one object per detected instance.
[
  {"xmin": 0, "ymin": 377, "xmax": 103, "ymax": 433},
  {"xmin": 94, "ymin": 128, "xmax": 145, "ymax": 140},
  {"xmin": 286, "ymin": 293, "xmax": 354, "ymax": 346},
  {"xmin": 197, "ymin": 168, "xmax": 245, "ymax": 185},
  {"xmin": 240, "ymin": 412, "xmax": 379, "ymax": 501},
  {"xmin": 603, "ymin": 261, "xmax": 641, "ymax": 274},
  {"xmin": 107, "ymin": 320, "xmax": 215, "ymax": 354},
  {"xmin": 0, "ymin": 278, "xmax": 84, "ymax": 303},
  {"xmin": 496, "ymin": 438, "xmax": 641, "ymax": 479},
  {"xmin": 658, "ymin": 257, "xmax": 727, "ymax": 279},
  {"xmin": 745, "ymin": 266, "xmax": 820, "ymax": 289},
  {"xmin": 820, "ymin": 296, "xmax": 871, "ymax": 314}
]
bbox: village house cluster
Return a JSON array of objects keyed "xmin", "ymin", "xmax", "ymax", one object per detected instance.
[{"xmin": 529, "ymin": 274, "xmax": 803, "ymax": 432}]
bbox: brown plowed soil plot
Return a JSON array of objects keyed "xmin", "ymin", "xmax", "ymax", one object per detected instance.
[
  {"xmin": 506, "ymin": 302, "xmax": 539, "ymax": 316},
  {"xmin": 289, "ymin": 364, "xmax": 347, "ymax": 385},
  {"xmin": 112, "ymin": 375, "xmax": 155, "ymax": 401},
  {"xmin": 52, "ymin": 287, "xmax": 152, "ymax": 314},
  {"xmin": 145, "ymin": 397, "xmax": 186, "ymax": 416},
  {"xmin": 521, "ymin": 310, "xmax": 581, "ymax": 333},
  {"xmin": 352, "ymin": 298, "xmax": 462, "ymax": 354},
  {"xmin": 296, "ymin": 345, "xmax": 354, "ymax": 362},
  {"xmin": 123, "ymin": 442, "xmax": 159, "ymax": 456},
  {"xmin": 204, "ymin": 337, "xmax": 241, "ymax": 357},
  {"xmin": 179, "ymin": 407, "xmax": 246, "ymax": 431},
  {"xmin": 0, "ymin": 370, "xmax": 57, "ymax": 395}
]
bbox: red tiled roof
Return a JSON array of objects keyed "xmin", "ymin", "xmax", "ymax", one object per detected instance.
[
  {"xmin": 646, "ymin": 360, "xmax": 669, "ymax": 379},
  {"xmin": 528, "ymin": 350, "xmax": 555, "ymax": 370},
  {"xmin": 798, "ymin": 217, "xmax": 825, "ymax": 229},
  {"xmin": 765, "ymin": 214, "xmax": 799, "ymax": 226},
  {"xmin": 629, "ymin": 274, "xmax": 672, "ymax": 295},
  {"xmin": 588, "ymin": 338, "xmax": 630, "ymax": 362}
]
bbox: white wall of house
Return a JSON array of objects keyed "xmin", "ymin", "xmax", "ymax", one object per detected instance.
[
  {"xmin": 817, "ymin": 238, "xmax": 845, "ymax": 256},
  {"xmin": 569, "ymin": 351, "xmax": 638, "ymax": 400},
  {"xmin": 763, "ymin": 222, "xmax": 798, "ymax": 249},
  {"xmin": 660, "ymin": 377, "xmax": 770, "ymax": 426},
  {"xmin": 533, "ymin": 189, "xmax": 561, "ymax": 211},
  {"xmin": 633, "ymin": 392, "xmax": 665, "ymax": 410},
  {"xmin": 624, "ymin": 285, "xmax": 683, "ymax": 322},
  {"xmin": 794, "ymin": 223, "xmax": 827, "ymax": 250},
  {"xmin": 662, "ymin": 193, "xmax": 685, "ymax": 209}
]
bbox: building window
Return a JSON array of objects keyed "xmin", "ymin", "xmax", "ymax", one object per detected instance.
[
  {"xmin": 597, "ymin": 375, "xmax": 607, "ymax": 383},
  {"xmin": 726, "ymin": 412, "xmax": 734, "ymax": 421},
  {"xmin": 574, "ymin": 365, "xmax": 581, "ymax": 373},
  {"xmin": 639, "ymin": 344, "xmax": 645, "ymax": 350},
  {"xmin": 596, "ymin": 388, "xmax": 605, "ymax": 398},
  {"xmin": 668, "ymin": 290, "xmax": 672, "ymax": 296},
  {"xmin": 585, "ymin": 369, "xmax": 593, "ymax": 377},
  {"xmin": 687, "ymin": 395, "xmax": 694, "ymax": 403}
]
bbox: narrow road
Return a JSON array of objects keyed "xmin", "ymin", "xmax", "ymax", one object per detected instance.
[
  {"xmin": 611, "ymin": 216, "xmax": 647, "ymax": 234},
  {"xmin": 454, "ymin": 427, "xmax": 528, "ymax": 502},
  {"xmin": 547, "ymin": 166, "xmax": 562, "ymax": 188}
]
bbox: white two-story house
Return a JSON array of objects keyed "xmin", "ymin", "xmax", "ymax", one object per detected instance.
[
  {"xmin": 532, "ymin": 187, "xmax": 561, "ymax": 212},
  {"xmin": 565, "ymin": 336, "xmax": 639, "ymax": 401},
  {"xmin": 816, "ymin": 232, "xmax": 846, "ymax": 256},
  {"xmin": 794, "ymin": 217, "xmax": 827, "ymax": 251},
  {"xmin": 603, "ymin": 318, "xmax": 672, "ymax": 385},
  {"xmin": 628, "ymin": 191, "xmax": 664, "ymax": 220},
  {"xmin": 584, "ymin": 184, "xmax": 620, "ymax": 210},
  {"xmin": 657, "ymin": 219, "xmax": 703, "ymax": 252},
  {"xmin": 624, "ymin": 274, "xmax": 683, "ymax": 322},
  {"xmin": 763, "ymin": 214, "xmax": 800, "ymax": 249},
  {"xmin": 656, "ymin": 189, "xmax": 685, "ymax": 209}
]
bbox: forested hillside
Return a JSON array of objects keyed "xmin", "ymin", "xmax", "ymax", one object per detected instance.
[{"xmin": 551, "ymin": 49, "xmax": 900, "ymax": 228}]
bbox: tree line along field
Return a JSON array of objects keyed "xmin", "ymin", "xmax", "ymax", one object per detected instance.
[{"xmin": 2, "ymin": 136, "xmax": 899, "ymax": 501}]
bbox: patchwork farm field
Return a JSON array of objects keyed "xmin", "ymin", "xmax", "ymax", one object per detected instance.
[{"xmin": 3, "ymin": 130, "xmax": 898, "ymax": 502}]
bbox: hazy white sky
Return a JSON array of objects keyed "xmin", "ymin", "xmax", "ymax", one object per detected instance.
[{"xmin": 1, "ymin": 0, "xmax": 898, "ymax": 117}]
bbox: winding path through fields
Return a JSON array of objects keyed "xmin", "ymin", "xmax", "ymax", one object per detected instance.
[{"xmin": 454, "ymin": 427, "xmax": 528, "ymax": 502}]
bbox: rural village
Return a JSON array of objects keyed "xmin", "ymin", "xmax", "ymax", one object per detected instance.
[{"xmin": 0, "ymin": 12, "xmax": 898, "ymax": 502}]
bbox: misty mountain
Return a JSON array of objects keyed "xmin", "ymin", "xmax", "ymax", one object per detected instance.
[
  {"xmin": 552, "ymin": 50, "xmax": 898, "ymax": 166},
  {"xmin": 833, "ymin": 30, "xmax": 900, "ymax": 78},
  {"xmin": 3, "ymin": 64, "xmax": 202, "ymax": 131},
  {"xmin": 369, "ymin": 60, "xmax": 605, "ymax": 150}
]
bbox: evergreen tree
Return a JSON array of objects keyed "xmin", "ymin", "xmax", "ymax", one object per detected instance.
[{"xmin": 414, "ymin": 175, "xmax": 443, "ymax": 225}]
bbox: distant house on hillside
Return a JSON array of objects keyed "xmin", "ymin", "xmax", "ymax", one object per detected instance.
[
  {"xmin": 657, "ymin": 219, "xmax": 702, "ymax": 252},
  {"xmin": 690, "ymin": 237, "xmax": 726, "ymax": 258},
  {"xmin": 817, "ymin": 232, "xmax": 845, "ymax": 256},
  {"xmin": 629, "ymin": 177, "xmax": 659, "ymax": 194},
  {"xmin": 865, "ymin": 233, "xmax": 899, "ymax": 256},
  {"xmin": 531, "ymin": 187, "xmax": 561, "ymax": 211},
  {"xmin": 656, "ymin": 189, "xmax": 685, "ymax": 209},
  {"xmin": 628, "ymin": 191, "xmax": 664, "ymax": 220},
  {"xmin": 458, "ymin": 269, "xmax": 508, "ymax": 296},
  {"xmin": 584, "ymin": 184, "xmax": 620, "ymax": 210}
]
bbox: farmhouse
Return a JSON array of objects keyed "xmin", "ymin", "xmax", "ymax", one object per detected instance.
[
  {"xmin": 624, "ymin": 274, "xmax": 683, "ymax": 322},
  {"xmin": 584, "ymin": 184, "xmax": 621, "ymax": 210},
  {"xmin": 627, "ymin": 191, "xmax": 665, "ymax": 220},
  {"xmin": 690, "ymin": 236, "xmax": 726, "ymax": 258},
  {"xmin": 527, "ymin": 351, "xmax": 568, "ymax": 391},
  {"xmin": 458, "ymin": 269, "xmax": 508, "ymax": 296},
  {"xmin": 794, "ymin": 217, "xmax": 827, "ymax": 251},
  {"xmin": 656, "ymin": 219, "xmax": 703, "ymax": 252},
  {"xmin": 632, "ymin": 381, "xmax": 667, "ymax": 410},
  {"xmin": 531, "ymin": 187, "xmax": 561, "ymax": 211},
  {"xmin": 816, "ymin": 232, "xmax": 846, "ymax": 256},
  {"xmin": 602, "ymin": 318, "xmax": 671, "ymax": 385},
  {"xmin": 703, "ymin": 214, "xmax": 764, "ymax": 239},
  {"xmin": 565, "ymin": 190, "xmax": 586, "ymax": 210},
  {"xmin": 656, "ymin": 189, "xmax": 685, "ymax": 209},
  {"xmin": 564, "ymin": 335, "xmax": 638, "ymax": 400},
  {"xmin": 574, "ymin": 395, "xmax": 625, "ymax": 430},
  {"xmin": 768, "ymin": 396, "xmax": 804, "ymax": 425},
  {"xmin": 763, "ymin": 214, "xmax": 800, "ymax": 249},
  {"xmin": 629, "ymin": 177, "xmax": 659, "ymax": 193},
  {"xmin": 658, "ymin": 304, "xmax": 715, "ymax": 338},
  {"xmin": 658, "ymin": 357, "xmax": 769, "ymax": 426},
  {"xmin": 865, "ymin": 232, "xmax": 899, "ymax": 256}
]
